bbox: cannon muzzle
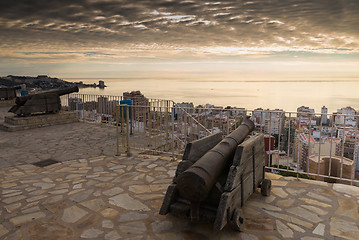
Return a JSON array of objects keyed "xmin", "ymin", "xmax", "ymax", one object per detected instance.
[
  {"xmin": 52, "ymin": 86, "xmax": 79, "ymax": 96},
  {"xmin": 176, "ymin": 119, "xmax": 255, "ymax": 203}
]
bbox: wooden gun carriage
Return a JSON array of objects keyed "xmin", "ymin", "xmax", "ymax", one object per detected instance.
[{"xmin": 160, "ymin": 119, "xmax": 271, "ymax": 231}]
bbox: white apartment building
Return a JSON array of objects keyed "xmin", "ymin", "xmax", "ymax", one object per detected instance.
[
  {"xmin": 252, "ymin": 108, "xmax": 284, "ymax": 135},
  {"xmin": 321, "ymin": 106, "xmax": 328, "ymax": 125},
  {"xmin": 334, "ymin": 107, "xmax": 357, "ymax": 127}
]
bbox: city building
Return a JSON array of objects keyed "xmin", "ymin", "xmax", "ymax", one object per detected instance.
[
  {"xmin": 334, "ymin": 106, "xmax": 357, "ymax": 127},
  {"xmin": 69, "ymin": 97, "xmax": 83, "ymax": 111},
  {"xmin": 264, "ymin": 135, "xmax": 275, "ymax": 166},
  {"xmin": 308, "ymin": 155, "xmax": 355, "ymax": 183},
  {"xmin": 297, "ymin": 106, "xmax": 314, "ymax": 118},
  {"xmin": 123, "ymin": 91, "xmax": 148, "ymax": 106},
  {"xmin": 321, "ymin": 106, "xmax": 328, "ymax": 125},
  {"xmin": 174, "ymin": 102, "xmax": 194, "ymax": 119},
  {"xmin": 252, "ymin": 108, "xmax": 284, "ymax": 135},
  {"xmin": 294, "ymin": 132, "xmax": 341, "ymax": 171},
  {"xmin": 343, "ymin": 138, "xmax": 359, "ymax": 172}
]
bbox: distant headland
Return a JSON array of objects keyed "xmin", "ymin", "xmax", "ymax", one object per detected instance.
[{"xmin": 0, "ymin": 75, "xmax": 106, "ymax": 90}]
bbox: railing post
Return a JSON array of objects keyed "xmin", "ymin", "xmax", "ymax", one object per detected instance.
[
  {"xmin": 317, "ymin": 112, "xmax": 323, "ymax": 177},
  {"xmin": 227, "ymin": 110, "xmax": 230, "ymax": 135},
  {"xmin": 82, "ymin": 94, "xmax": 85, "ymax": 121},
  {"xmin": 296, "ymin": 114, "xmax": 302, "ymax": 181},
  {"xmin": 154, "ymin": 105, "xmax": 157, "ymax": 152},
  {"xmin": 352, "ymin": 114, "xmax": 359, "ymax": 185},
  {"xmin": 166, "ymin": 103, "xmax": 169, "ymax": 152},
  {"xmin": 307, "ymin": 114, "xmax": 312, "ymax": 175},
  {"xmin": 340, "ymin": 115, "xmax": 346, "ymax": 180},
  {"xmin": 126, "ymin": 105, "xmax": 131, "ymax": 156},
  {"xmin": 121, "ymin": 105, "xmax": 125, "ymax": 148},
  {"xmin": 328, "ymin": 114, "xmax": 335, "ymax": 181},
  {"xmin": 172, "ymin": 105, "xmax": 175, "ymax": 160},
  {"xmin": 116, "ymin": 106, "xmax": 120, "ymax": 156}
]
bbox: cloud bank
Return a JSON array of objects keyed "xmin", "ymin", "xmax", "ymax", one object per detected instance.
[{"xmin": 0, "ymin": 0, "xmax": 358, "ymax": 76}]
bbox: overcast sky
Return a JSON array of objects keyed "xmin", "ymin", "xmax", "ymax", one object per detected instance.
[{"xmin": 0, "ymin": 0, "xmax": 358, "ymax": 79}]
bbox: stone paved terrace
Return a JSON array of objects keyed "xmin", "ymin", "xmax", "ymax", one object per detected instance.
[
  {"xmin": 0, "ymin": 107, "xmax": 117, "ymax": 168},
  {"xmin": 1, "ymin": 155, "xmax": 359, "ymax": 240},
  {"xmin": 1, "ymin": 107, "xmax": 359, "ymax": 239}
]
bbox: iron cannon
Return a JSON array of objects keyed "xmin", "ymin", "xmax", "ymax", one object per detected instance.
[
  {"xmin": 160, "ymin": 119, "xmax": 271, "ymax": 231},
  {"xmin": 0, "ymin": 86, "xmax": 21, "ymax": 100},
  {"xmin": 8, "ymin": 86, "xmax": 79, "ymax": 117}
]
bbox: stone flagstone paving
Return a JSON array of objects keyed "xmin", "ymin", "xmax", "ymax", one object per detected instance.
[{"xmin": 1, "ymin": 154, "xmax": 359, "ymax": 239}]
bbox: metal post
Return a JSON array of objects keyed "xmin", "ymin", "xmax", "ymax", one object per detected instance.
[
  {"xmin": 287, "ymin": 112, "xmax": 291, "ymax": 157},
  {"xmin": 158, "ymin": 106, "xmax": 166, "ymax": 151},
  {"xmin": 82, "ymin": 94, "xmax": 85, "ymax": 121},
  {"xmin": 297, "ymin": 114, "xmax": 302, "ymax": 181},
  {"xmin": 306, "ymin": 114, "xmax": 312, "ymax": 175},
  {"xmin": 154, "ymin": 106, "xmax": 157, "ymax": 152},
  {"xmin": 277, "ymin": 111, "xmax": 283, "ymax": 168},
  {"xmin": 190, "ymin": 107, "xmax": 193, "ymax": 142},
  {"xmin": 126, "ymin": 105, "xmax": 131, "ymax": 156},
  {"xmin": 197, "ymin": 107, "xmax": 200, "ymax": 139},
  {"xmin": 211, "ymin": 111, "xmax": 214, "ymax": 134},
  {"xmin": 121, "ymin": 105, "xmax": 125, "ymax": 147},
  {"xmin": 286, "ymin": 112, "xmax": 290, "ymax": 172},
  {"xmin": 260, "ymin": 110, "xmax": 263, "ymax": 133},
  {"xmin": 269, "ymin": 111, "xmax": 272, "ymax": 136},
  {"xmin": 171, "ymin": 107, "xmax": 175, "ymax": 161},
  {"xmin": 227, "ymin": 110, "xmax": 230, "ymax": 135},
  {"xmin": 116, "ymin": 106, "xmax": 120, "ymax": 156},
  {"xmin": 318, "ymin": 112, "xmax": 323, "ymax": 177},
  {"xmin": 166, "ymin": 103, "xmax": 169, "ymax": 152},
  {"xmin": 340, "ymin": 115, "xmax": 346, "ymax": 179},
  {"xmin": 352, "ymin": 114, "xmax": 359, "ymax": 185},
  {"xmin": 328, "ymin": 114, "xmax": 334, "ymax": 180},
  {"xmin": 147, "ymin": 107, "xmax": 151, "ymax": 150}
]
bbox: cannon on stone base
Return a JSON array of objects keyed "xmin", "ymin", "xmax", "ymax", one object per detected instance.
[
  {"xmin": 8, "ymin": 86, "xmax": 79, "ymax": 117},
  {"xmin": 160, "ymin": 119, "xmax": 271, "ymax": 231}
]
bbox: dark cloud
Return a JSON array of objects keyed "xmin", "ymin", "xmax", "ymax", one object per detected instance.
[{"xmin": 0, "ymin": 0, "xmax": 359, "ymax": 61}]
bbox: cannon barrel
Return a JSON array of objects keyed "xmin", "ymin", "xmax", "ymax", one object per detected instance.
[
  {"xmin": 15, "ymin": 86, "xmax": 79, "ymax": 106},
  {"xmin": 176, "ymin": 119, "xmax": 255, "ymax": 203},
  {"xmin": 0, "ymin": 86, "xmax": 21, "ymax": 90},
  {"xmin": 49, "ymin": 86, "xmax": 79, "ymax": 96}
]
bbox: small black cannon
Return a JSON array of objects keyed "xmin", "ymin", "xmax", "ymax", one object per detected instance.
[
  {"xmin": 0, "ymin": 86, "xmax": 21, "ymax": 100},
  {"xmin": 160, "ymin": 119, "xmax": 271, "ymax": 231},
  {"xmin": 8, "ymin": 86, "xmax": 79, "ymax": 116}
]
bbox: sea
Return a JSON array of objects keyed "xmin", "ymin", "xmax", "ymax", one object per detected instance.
[{"xmin": 65, "ymin": 78, "xmax": 359, "ymax": 114}]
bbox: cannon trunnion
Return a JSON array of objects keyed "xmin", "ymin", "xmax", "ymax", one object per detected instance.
[
  {"xmin": 8, "ymin": 86, "xmax": 79, "ymax": 117},
  {"xmin": 160, "ymin": 119, "xmax": 271, "ymax": 231}
]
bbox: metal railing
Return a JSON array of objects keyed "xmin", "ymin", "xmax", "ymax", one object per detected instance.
[{"xmin": 61, "ymin": 93, "xmax": 359, "ymax": 186}]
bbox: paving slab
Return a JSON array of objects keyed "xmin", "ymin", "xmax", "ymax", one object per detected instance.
[{"xmin": 0, "ymin": 155, "xmax": 358, "ymax": 239}]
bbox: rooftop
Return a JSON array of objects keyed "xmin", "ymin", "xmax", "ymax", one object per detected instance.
[{"xmin": 1, "ymin": 106, "xmax": 359, "ymax": 240}]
